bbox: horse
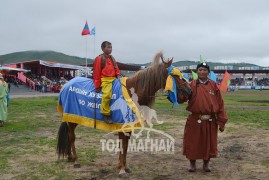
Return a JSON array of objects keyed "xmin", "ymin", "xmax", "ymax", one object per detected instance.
[{"xmin": 56, "ymin": 51, "xmax": 192, "ymax": 176}]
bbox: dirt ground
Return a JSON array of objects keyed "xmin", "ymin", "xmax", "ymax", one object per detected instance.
[
  {"xmin": 75, "ymin": 119, "xmax": 269, "ymax": 180},
  {"xmin": 24, "ymin": 118, "xmax": 268, "ymax": 180}
]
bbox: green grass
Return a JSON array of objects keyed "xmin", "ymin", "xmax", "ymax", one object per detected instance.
[
  {"xmin": 261, "ymin": 159, "xmax": 269, "ymax": 167},
  {"xmin": 78, "ymin": 147, "xmax": 98, "ymax": 164},
  {"xmin": 154, "ymin": 122, "xmax": 178, "ymax": 131},
  {"xmin": 222, "ymin": 90, "xmax": 269, "ymax": 106},
  {"xmin": 0, "ymin": 96, "xmax": 103, "ymax": 178},
  {"xmin": 227, "ymin": 110, "xmax": 269, "ymax": 128},
  {"xmin": 154, "ymin": 90, "xmax": 269, "ymax": 129},
  {"xmin": 0, "ymin": 158, "xmax": 8, "ymax": 171}
]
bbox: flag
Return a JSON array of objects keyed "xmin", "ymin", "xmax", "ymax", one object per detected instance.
[
  {"xmin": 81, "ymin": 21, "xmax": 90, "ymax": 36},
  {"xmin": 90, "ymin": 26, "xmax": 95, "ymax": 35},
  {"xmin": 200, "ymin": 55, "xmax": 204, "ymax": 63},
  {"xmin": 219, "ymin": 71, "xmax": 232, "ymax": 93},
  {"xmin": 182, "ymin": 72, "xmax": 189, "ymax": 82},
  {"xmin": 209, "ymin": 71, "xmax": 217, "ymax": 82},
  {"xmin": 191, "ymin": 70, "xmax": 198, "ymax": 80}
]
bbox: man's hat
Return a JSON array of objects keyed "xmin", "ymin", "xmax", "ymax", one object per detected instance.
[{"xmin": 196, "ymin": 55, "xmax": 210, "ymax": 72}]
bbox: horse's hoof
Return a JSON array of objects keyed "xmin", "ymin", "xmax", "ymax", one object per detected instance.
[
  {"xmin": 118, "ymin": 172, "xmax": 128, "ymax": 178},
  {"xmin": 67, "ymin": 156, "xmax": 73, "ymax": 162},
  {"xmin": 73, "ymin": 163, "xmax": 81, "ymax": 168},
  {"xmin": 125, "ymin": 168, "xmax": 132, "ymax": 173}
]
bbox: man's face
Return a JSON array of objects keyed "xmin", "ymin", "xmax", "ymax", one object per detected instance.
[
  {"xmin": 102, "ymin": 44, "xmax": 112, "ymax": 55},
  {"xmin": 197, "ymin": 67, "xmax": 209, "ymax": 80}
]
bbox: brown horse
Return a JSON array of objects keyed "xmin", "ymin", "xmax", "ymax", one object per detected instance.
[{"xmin": 56, "ymin": 51, "xmax": 192, "ymax": 176}]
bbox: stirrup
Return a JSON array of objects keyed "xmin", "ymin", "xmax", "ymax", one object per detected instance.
[{"xmin": 104, "ymin": 116, "xmax": 113, "ymax": 124}]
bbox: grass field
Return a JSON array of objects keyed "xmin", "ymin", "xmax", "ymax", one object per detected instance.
[{"xmin": 0, "ymin": 90, "xmax": 269, "ymax": 179}]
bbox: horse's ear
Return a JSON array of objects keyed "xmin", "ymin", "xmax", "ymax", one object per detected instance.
[
  {"xmin": 167, "ymin": 57, "xmax": 173, "ymax": 67},
  {"xmin": 162, "ymin": 56, "xmax": 173, "ymax": 68}
]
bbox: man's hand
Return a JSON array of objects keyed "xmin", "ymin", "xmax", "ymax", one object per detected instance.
[
  {"xmin": 117, "ymin": 75, "xmax": 121, "ymax": 78},
  {"xmin": 95, "ymin": 88, "xmax": 101, "ymax": 93}
]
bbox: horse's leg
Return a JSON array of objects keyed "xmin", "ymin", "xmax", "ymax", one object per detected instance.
[
  {"xmin": 118, "ymin": 132, "xmax": 131, "ymax": 176},
  {"xmin": 68, "ymin": 122, "xmax": 80, "ymax": 168}
]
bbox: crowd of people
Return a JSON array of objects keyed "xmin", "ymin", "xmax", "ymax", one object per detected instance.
[
  {"xmin": 1, "ymin": 71, "xmax": 78, "ymax": 94},
  {"xmin": 24, "ymin": 73, "xmax": 71, "ymax": 93},
  {"xmin": 229, "ymin": 77, "xmax": 269, "ymax": 86},
  {"xmin": 255, "ymin": 78, "xmax": 269, "ymax": 86},
  {"xmin": 189, "ymin": 77, "xmax": 269, "ymax": 86},
  {"xmin": 4, "ymin": 75, "xmax": 23, "ymax": 88}
]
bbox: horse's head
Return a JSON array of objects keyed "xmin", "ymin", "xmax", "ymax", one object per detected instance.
[
  {"xmin": 127, "ymin": 51, "xmax": 191, "ymax": 107},
  {"xmin": 172, "ymin": 74, "xmax": 192, "ymax": 103},
  {"xmin": 161, "ymin": 56, "xmax": 192, "ymax": 104}
]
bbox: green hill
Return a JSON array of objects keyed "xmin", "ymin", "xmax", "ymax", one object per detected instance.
[
  {"xmin": 0, "ymin": 50, "xmax": 93, "ymax": 66},
  {"xmin": 172, "ymin": 60, "xmax": 262, "ymax": 68},
  {"xmin": 0, "ymin": 50, "xmax": 265, "ymax": 70}
]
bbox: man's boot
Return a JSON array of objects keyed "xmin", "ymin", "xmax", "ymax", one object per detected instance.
[
  {"xmin": 188, "ymin": 160, "xmax": 196, "ymax": 172},
  {"xmin": 203, "ymin": 159, "xmax": 211, "ymax": 172},
  {"xmin": 104, "ymin": 115, "xmax": 113, "ymax": 124}
]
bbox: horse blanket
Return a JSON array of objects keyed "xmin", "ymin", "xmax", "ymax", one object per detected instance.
[{"xmin": 57, "ymin": 77, "xmax": 142, "ymax": 132}]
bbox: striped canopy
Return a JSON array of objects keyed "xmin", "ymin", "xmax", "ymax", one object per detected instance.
[{"xmin": 0, "ymin": 66, "xmax": 30, "ymax": 73}]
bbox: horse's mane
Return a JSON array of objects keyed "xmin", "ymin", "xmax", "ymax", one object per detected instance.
[{"xmin": 130, "ymin": 51, "xmax": 167, "ymax": 107}]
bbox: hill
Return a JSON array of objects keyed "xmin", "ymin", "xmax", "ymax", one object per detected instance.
[
  {"xmin": 0, "ymin": 50, "xmax": 93, "ymax": 66},
  {"xmin": 0, "ymin": 51, "xmax": 266, "ymax": 70},
  {"xmin": 172, "ymin": 60, "xmax": 263, "ymax": 69}
]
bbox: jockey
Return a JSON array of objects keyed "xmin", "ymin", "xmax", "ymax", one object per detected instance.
[{"xmin": 93, "ymin": 41, "xmax": 121, "ymax": 124}]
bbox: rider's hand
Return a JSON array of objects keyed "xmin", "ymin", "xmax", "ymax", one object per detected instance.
[
  {"xmin": 219, "ymin": 127, "xmax": 224, "ymax": 132},
  {"xmin": 96, "ymin": 88, "xmax": 101, "ymax": 93}
]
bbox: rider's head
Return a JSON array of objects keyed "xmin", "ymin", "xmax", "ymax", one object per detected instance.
[{"xmin": 101, "ymin": 41, "xmax": 112, "ymax": 55}]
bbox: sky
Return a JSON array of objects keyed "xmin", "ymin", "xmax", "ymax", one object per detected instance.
[{"xmin": 1, "ymin": 0, "xmax": 269, "ymax": 66}]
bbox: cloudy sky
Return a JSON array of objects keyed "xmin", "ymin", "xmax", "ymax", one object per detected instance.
[{"xmin": 1, "ymin": 0, "xmax": 269, "ymax": 66}]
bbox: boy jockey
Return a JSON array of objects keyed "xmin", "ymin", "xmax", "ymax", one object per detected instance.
[{"xmin": 93, "ymin": 41, "xmax": 121, "ymax": 124}]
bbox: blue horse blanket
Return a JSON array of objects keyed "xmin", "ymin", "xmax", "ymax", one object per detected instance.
[{"xmin": 57, "ymin": 77, "xmax": 142, "ymax": 132}]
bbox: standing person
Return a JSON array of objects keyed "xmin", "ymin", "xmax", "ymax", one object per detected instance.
[
  {"xmin": 0, "ymin": 73, "xmax": 9, "ymax": 127},
  {"xmin": 93, "ymin": 41, "xmax": 121, "ymax": 124},
  {"xmin": 183, "ymin": 62, "xmax": 228, "ymax": 172}
]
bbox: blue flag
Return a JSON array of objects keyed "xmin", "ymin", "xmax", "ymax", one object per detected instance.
[
  {"xmin": 182, "ymin": 72, "xmax": 189, "ymax": 82},
  {"xmin": 210, "ymin": 71, "xmax": 217, "ymax": 82},
  {"xmin": 90, "ymin": 26, "xmax": 95, "ymax": 35}
]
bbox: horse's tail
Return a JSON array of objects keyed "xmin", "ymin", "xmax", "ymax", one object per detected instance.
[{"xmin": 56, "ymin": 122, "xmax": 71, "ymax": 158}]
